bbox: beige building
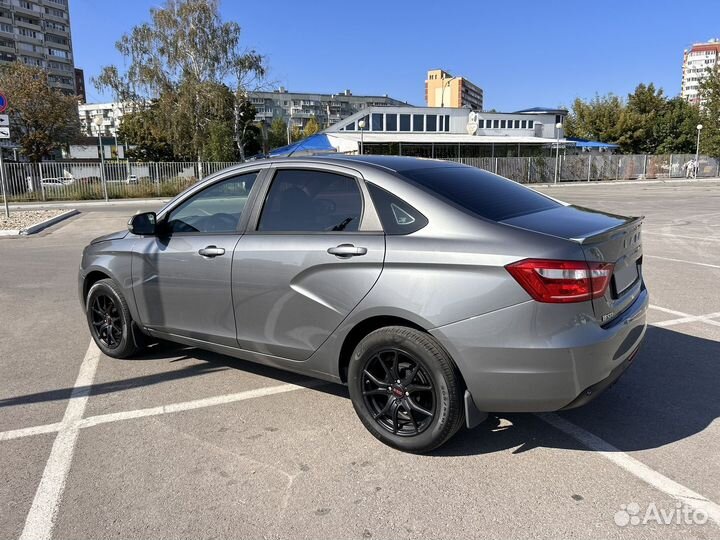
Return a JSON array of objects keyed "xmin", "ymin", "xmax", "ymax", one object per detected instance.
[
  {"xmin": 681, "ymin": 39, "xmax": 720, "ymax": 105},
  {"xmin": 0, "ymin": 0, "xmax": 75, "ymax": 93},
  {"xmin": 425, "ymin": 69, "xmax": 484, "ymax": 110}
]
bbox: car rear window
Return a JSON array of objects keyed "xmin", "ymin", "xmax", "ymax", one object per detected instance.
[{"xmin": 400, "ymin": 166, "xmax": 561, "ymax": 221}]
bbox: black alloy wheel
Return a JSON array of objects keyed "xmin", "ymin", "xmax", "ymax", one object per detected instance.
[
  {"xmin": 90, "ymin": 293, "xmax": 122, "ymax": 349},
  {"xmin": 361, "ymin": 349, "xmax": 436, "ymax": 436},
  {"xmin": 348, "ymin": 326, "xmax": 464, "ymax": 453}
]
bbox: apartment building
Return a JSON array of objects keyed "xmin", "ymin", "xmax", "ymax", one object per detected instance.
[
  {"xmin": 250, "ymin": 88, "xmax": 409, "ymax": 129},
  {"xmin": 425, "ymin": 69, "xmax": 484, "ymax": 110},
  {"xmin": 681, "ymin": 39, "xmax": 720, "ymax": 105},
  {"xmin": 0, "ymin": 0, "xmax": 76, "ymax": 93}
]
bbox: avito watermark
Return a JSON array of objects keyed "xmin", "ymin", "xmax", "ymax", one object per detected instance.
[{"xmin": 614, "ymin": 502, "xmax": 708, "ymax": 527}]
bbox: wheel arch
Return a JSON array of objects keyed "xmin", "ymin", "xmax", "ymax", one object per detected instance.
[
  {"xmin": 337, "ymin": 315, "xmax": 429, "ymax": 384},
  {"xmin": 83, "ymin": 269, "xmax": 113, "ymax": 301}
]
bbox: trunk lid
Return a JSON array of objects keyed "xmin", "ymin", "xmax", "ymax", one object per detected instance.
[{"xmin": 501, "ymin": 205, "xmax": 643, "ymax": 324}]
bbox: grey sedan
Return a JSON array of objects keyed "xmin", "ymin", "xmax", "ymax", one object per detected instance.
[{"xmin": 79, "ymin": 156, "xmax": 647, "ymax": 452}]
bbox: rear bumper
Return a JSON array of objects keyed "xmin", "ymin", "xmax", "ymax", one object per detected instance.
[{"xmin": 431, "ymin": 286, "xmax": 648, "ymax": 413}]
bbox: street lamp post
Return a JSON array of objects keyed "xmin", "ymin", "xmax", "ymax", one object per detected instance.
[
  {"xmin": 439, "ymin": 76, "xmax": 458, "ymax": 108},
  {"xmin": 94, "ymin": 115, "xmax": 108, "ymax": 201},
  {"xmin": 553, "ymin": 122, "xmax": 563, "ymax": 184},
  {"xmin": 695, "ymin": 124, "xmax": 703, "ymax": 178},
  {"xmin": 358, "ymin": 119, "xmax": 366, "ymax": 155}
]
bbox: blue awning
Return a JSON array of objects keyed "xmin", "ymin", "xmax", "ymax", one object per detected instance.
[
  {"xmin": 268, "ymin": 134, "xmax": 337, "ymax": 157},
  {"xmin": 566, "ymin": 137, "xmax": 619, "ymax": 149}
]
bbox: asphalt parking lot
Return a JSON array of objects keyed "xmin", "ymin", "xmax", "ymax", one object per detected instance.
[{"xmin": 1, "ymin": 180, "xmax": 719, "ymax": 540}]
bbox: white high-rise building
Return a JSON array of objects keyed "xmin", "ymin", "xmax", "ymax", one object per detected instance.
[
  {"xmin": 682, "ymin": 39, "xmax": 720, "ymax": 105},
  {"xmin": 0, "ymin": 0, "xmax": 76, "ymax": 93}
]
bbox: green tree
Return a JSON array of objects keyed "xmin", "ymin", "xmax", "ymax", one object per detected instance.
[
  {"xmin": 233, "ymin": 97, "xmax": 262, "ymax": 160},
  {"xmin": 0, "ymin": 62, "xmax": 79, "ymax": 162},
  {"xmin": 267, "ymin": 117, "xmax": 288, "ymax": 149},
  {"xmin": 655, "ymin": 97, "xmax": 701, "ymax": 154},
  {"xmin": 564, "ymin": 93, "xmax": 624, "ymax": 144},
  {"xmin": 203, "ymin": 120, "xmax": 237, "ymax": 161},
  {"xmin": 303, "ymin": 117, "xmax": 321, "ymax": 137},
  {"xmin": 615, "ymin": 83, "xmax": 666, "ymax": 154},
  {"xmin": 290, "ymin": 125, "xmax": 304, "ymax": 143},
  {"xmin": 699, "ymin": 65, "xmax": 720, "ymax": 156},
  {"xmin": 118, "ymin": 103, "xmax": 176, "ymax": 161},
  {"xmin": 94, "ymin": 0, "xmax": 265, "ymax": 165}
]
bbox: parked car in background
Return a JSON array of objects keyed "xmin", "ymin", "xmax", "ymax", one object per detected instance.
[
  {"xmin": 79, "ymin": 156, "xmax": 648, "ymax": 452},
  {"xmin": 41, "ymin": 176, "xmax": 75, "ymax": 189}
]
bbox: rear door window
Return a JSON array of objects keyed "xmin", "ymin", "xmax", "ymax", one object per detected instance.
[
  {"xmin": 257, "ymin": 169, "xmax": 363, "ymax": 232},
  {"xmin": 400, "ymin": 166, "xmax": 560, "ymax": 221}
]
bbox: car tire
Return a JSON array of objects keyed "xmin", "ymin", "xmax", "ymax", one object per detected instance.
[
  {"xmin": 85, "ymin": 278, "xmax": 139, "ymax": 359},
  {"xmin": 348, "ymin": 326, "xmax": 464, "ymax": 453}
]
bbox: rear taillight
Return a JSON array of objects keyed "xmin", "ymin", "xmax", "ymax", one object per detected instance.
[{"xmin": 505, "ymin": 259, "xmax": 614, "ymax": 303}]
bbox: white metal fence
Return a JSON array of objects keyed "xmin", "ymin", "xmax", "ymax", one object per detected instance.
[
  {"xmin": 1, "ymin": 161, "xmax": 241, "ymax": 202},
  {"xmin": 1, "ymin": 155, "xmax": 718, "ymax": 202},
  {"xmin": 446, "ymin": 154, "xmax": 720, "ymax": 183}
]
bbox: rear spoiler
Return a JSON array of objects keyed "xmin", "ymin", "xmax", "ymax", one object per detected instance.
[{"xmin": 570, "ymin": 216, "xmax": 644, "ymax": 245}]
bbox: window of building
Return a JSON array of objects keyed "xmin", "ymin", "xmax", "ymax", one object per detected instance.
[
  {"xmin": 0, "ymin": 23, "xmax": 14, "ymax": 34},
  {"xmin": 478, "ymin": 119, "xmax": 485, "ymax": 129},
  {"xmin": 500, "ymin": 120, "xmax": 506, "ymax": 129},
  {"xmin": 345, "ymin": 121, "xmax": 355, "ymax": 131},
  {"xmin": 399, "ymin": 114, "xmax": 411, "ymax": 131},
  {"xmin": 528, "ymin": 120, "xmax": 534, "ymax": 129},
  {"xmin": 445, "ymin": 115, "xmax": 450, "ymax": 132},
  {"xmin": 385, "ymin": 113, "xmax": 397, "ymax": 131},
  {"xmin": 426, "ymin": 115, "xmax": 437, "ymax": 132},
  {"xmin": 371, "ymin": 113, "xmax": 383, "ymax": 131},
  {"xmin": 439, "ymin": 115, "xmax": 444, "ymax": 131},
  {"xmin": 493, "ymin": 119, "xmax": 499, "ymax": 128},
  {"xmin": 514, "ymin": 120, "xmax": 520, "ymax": 128},
  {"xmin": 521, "ymin": 120, "xmax": 527, "ymax": 129},
  {"xmin": 167, "ymin": 173, "xmax": 258, "ymax": 233},
  {"xmin": 412, "ymin": 114, "xmax": 424, "ymax": 131},
  {"xmin": 258, "ymin": 169, "xmax": 362, "ymax": 233}
]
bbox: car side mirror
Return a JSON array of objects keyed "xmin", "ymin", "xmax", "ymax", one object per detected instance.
[{"xmin": 128, "ymin": 212, "xmax": 157, "ymax": 235}]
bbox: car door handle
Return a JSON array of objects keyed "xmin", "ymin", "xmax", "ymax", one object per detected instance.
[
  {"xmin": 198, "ymin": 246, "xmax": 225, "ymax": 258},
  {"xmin": 327, "ymin": 244, "xmax": 367, "ymax": 258}
]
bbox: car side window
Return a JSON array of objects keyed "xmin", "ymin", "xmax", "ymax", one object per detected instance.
[
  {"xmin": 366, "ymin": 182, "xmax": 428, "ymax": 235},
  {"xmin": 257, "ymin": 169, "xmax": 363, "ymax": 232},
  {"xmin": 166, "ymin": 172, "xmax": 258, "ymax": 233}
]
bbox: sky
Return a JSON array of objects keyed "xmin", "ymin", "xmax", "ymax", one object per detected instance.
[{"xmin": 72, "ymin": 0, "xmax": 720, "ymax": 111}]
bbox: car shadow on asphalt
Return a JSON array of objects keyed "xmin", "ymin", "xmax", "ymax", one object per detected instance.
[
  {"xmin": 0, "ymin": 340, "xmax": 349, "ymax": 410},
  {"xmin": 433, "ymin": 325, "xmax": 720, "ymax": 456},
  {"xmin": 1, "ymin": 326, "xmax": 716, "ymax": 459}
]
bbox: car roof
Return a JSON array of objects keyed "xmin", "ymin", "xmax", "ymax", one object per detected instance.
[{"xmin": 265, "ymin": 154, "xmax": 465, "ymax": 174}]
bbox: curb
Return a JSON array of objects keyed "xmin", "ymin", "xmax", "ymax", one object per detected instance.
[
  {"xmin": 22, "ymin": 209, "xmax": 79, "ymax": 235},
  {"xmin": 0, "ymin": 209, "xmax": 80, "ymax": 237},
  {"xmin": 532, "ymin": 177, "xmax": 720, "ymax": 188},
  {"xmin": 8, "ymin": 198, "xmax": 169, "ymax": 210}
]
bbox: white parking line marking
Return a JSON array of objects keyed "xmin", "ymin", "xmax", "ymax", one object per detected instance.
[
  {"xmin": 653, "ymin": 312, "xmax": 720, "ymax": 328},
  {"xmin": 0, "ymin": 422, "xmax": 63, "ymax": 442},
  {"xmin": 0, "ymin": 382, "xmax": 320, "ymax": 444},
  {"xmin": 645, "ymin": 254, "xmax": 720, "ymax": 270},
  {"xmin": 538, "ymin": 413, "xmax": 720, "ymax": 526},
  {"xmin": 19, "ymin": 341, "xmax": 101, "ymax": 540},
  {"xmin": 649, "ymin": 304, "xmax": 688, "ymax": 317},
  {"xmin": 649, "ymin": 305, "xmax": 720, "ymax": 328},
  {"xmin": 643, "ymin": 231, "xmax": 720, "ymax": 242},
  {"xmin": 79, "ymin": 382, "xmax": 317, "ymax": 430}
]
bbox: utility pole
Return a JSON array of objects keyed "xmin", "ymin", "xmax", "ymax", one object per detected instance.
[{"xmin": 0, "ymin": 146, "xmax": 8, "ymax": 218}]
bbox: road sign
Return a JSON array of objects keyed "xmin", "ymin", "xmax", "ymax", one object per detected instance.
[
  {"xmin": 0, "ymin": 127, "xmax": 9, "ymax": 139},
  {"xmin": 0, "ymin": 114, "xmax": 8, "ymax": 127},
  {"xmin": 0, "ymin": 93, "xmax": 7, "ymax": 113}
]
